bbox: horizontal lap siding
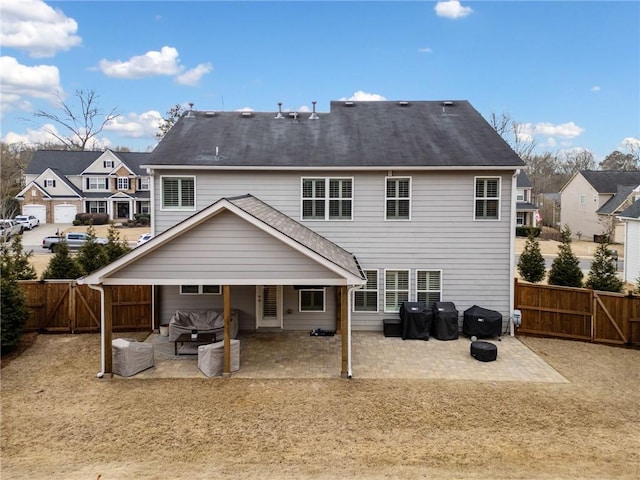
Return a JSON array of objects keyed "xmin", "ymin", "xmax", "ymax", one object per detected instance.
[
  {"xmin": 154, "ymin": 169, "xmax": 515, "ymax": 330},
  {"xmin": 120, "ymin": 211, "xmax": 343, "ymax": 281}
]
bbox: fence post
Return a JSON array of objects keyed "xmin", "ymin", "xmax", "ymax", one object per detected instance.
[{"xmin": 69, "ymin": 282, "xmax": 77, "ymax": 333}]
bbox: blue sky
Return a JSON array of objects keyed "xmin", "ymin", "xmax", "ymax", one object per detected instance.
[{"xmin": 1, "ymin": 0, "xmax": 638, "ymax": 162}]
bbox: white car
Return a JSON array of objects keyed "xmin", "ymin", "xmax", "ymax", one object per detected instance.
[
  {"xmin": 15, "ymin": 215, "xmax": 40, "ymax": 230},
  {"xmin": 136, "ymin": 233, "xmax": 153, "ymax": 246}
]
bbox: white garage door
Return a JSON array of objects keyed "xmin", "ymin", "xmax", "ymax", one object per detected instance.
[
  {"xmin": 23, "ymin": 204, "xmax": 47, "ymax": 224},
  {"xmin": 53, "ymin": 204, "xmax": 77, "ymax": 224}
]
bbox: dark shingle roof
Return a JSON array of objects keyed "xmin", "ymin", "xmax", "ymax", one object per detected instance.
[
  {"xmin": 580, "ymin": 170, "xmax": 640, "ymax": 193},
  {"xmin": 26, "ymin": 150, "xmax": 149, "ymax": 176},
  {"xmin": 597, "ymin": 185, "xmax": 637, "ymax": 215},
  {"xmin": 617, "ymin": 199, "xmax": 640, "ymax": 219},
  {"xmin": 517, "ymin": 170, "xmax": 532, "ymax": 188},
  {"xmin": 146, "ymin": 100, "xmax": 525, "ymax": 169}
]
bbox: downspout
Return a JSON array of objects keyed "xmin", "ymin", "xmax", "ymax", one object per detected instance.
[
  {"xmin": 88, "ymin": 283, "xmax": 106, "ymax": 378},
  {"xmin": 509, "ymin": 170, "xmax": 519, "ymax": 336},
  {"xmin": 346, "ymin": 285, "xmax": 359, "ymax": 379}
]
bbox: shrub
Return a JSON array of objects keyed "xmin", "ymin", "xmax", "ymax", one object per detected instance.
[
  {"xmin": 517, "ymin": 232, "xmax": 546, "ymax": 283},
  {"xmin": 516, "ymin": 227, "xmax": 541, "ymax": 237},
  {"xmin": 0, "ymin": 275, "xmax": 29, "ymax": 353},
  {"xmin": 104, "ymin": 224, "xmax": 131, "ymax": 262},
  {"xmin": 76, "ymin": 225, "xmax": 109, "ymax": 274},
  {"xmin": 41, "ymin": 241, "xmax": 84, "ymax": 279},
  {"xmin": 586, "ymin": 243, "xmax": 624, "ymax": 292},
  {"xmin": 72, "ymin": 219, "xmax": 81, "ymax": 226},
  {"xmin": 548, "ymin": 225, "xmax": 583, "ymax": 288}
]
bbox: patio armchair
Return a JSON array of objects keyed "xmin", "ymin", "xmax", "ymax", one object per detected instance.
[{"xmin": 168, "ymin": 309, "xmax": 238, "ymax": 341}]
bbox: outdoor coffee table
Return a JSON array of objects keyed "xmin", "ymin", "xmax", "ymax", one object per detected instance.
[{"xmin": 173, "ymin": 332, "xmax": 217, "ymax": 355}]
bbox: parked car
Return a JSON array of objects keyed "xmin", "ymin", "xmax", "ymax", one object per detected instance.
[
  {"xmin": 136, "ymin": 233, "xmax": 153, "ymax": 246},
  {"xmin": 42, "ymin": 232, "xmax": 108, "ymax": 252},
  {"xmin": 0, "ymin": 219, "xmax": 23, "ymax": 241},
  {"xmin": 14, "ymin": 214, "xmax": 40, "ymax": 230}
]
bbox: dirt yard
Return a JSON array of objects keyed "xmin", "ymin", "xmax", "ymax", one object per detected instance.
[{"xmin": 1, "ymin": 334, "xmax": 638, "ymax": 479}]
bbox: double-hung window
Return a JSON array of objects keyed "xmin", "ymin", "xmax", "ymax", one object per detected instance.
[
  {"xmin": 384, "ymin": 270, "xmax": 409, "ymax": 312},
  {"xmin": 474, "ymin": 177, "xmax": 500, "ymax": 220},
  {"xmin": 385, "ymin": 177, "xmax": 410, "ymax": 220},
  {"xmin": 44, "ymin": 179, "xmax": 56, "ymax": 188},
  {"xmin": 302, "ymin": 178, "xmax": 353, "ymax": 220},
  {"xmin": 87, "ymin": 177, "xmax": 107, "ymax": 190},
  {"xmin": 139, "ymin": 177, "xmax": 150, "ymax": 190},
  {"xmin": 117, "ymin": 177, "xmax": 129, "ymax": 190},
  {"xmin": 299, "ymin": 288, "xmax": 325, "ymax": 312},
  {"xmin": 416, "ymin": 270, "xmax": 442, "ymax": 308},
  {"xmin": 87, "ymin": 201, "xmax": 107, "ymax": 214},
  {"xmin": 162, "ymin": 176, "xmax": 195, "ymax": 210},
  {"xmin": 354, "ymin": 269, "xmax": 379, "ymax": 312}
]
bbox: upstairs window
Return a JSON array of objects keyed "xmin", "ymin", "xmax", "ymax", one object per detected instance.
[
  {"xmin": 87, "ymin": 177, "xmax": 107, "ymax": 190},
  {"xmin": 385, "ymin": 177, "xmax": 410, "ymax": 220},
  {"xmin": 103, "ymin": 160, "xmax": 114, "ymax": 168},
  {"xmin": 516, "ymin": 189, "xmax": 525, "ymax": 202},
  {"xmin": 302, "ymin": 178, "xmax": 353, "ymax": 220},
  {"xmin": 139, "ymin": 177, "xmax": 150, "ymax": 190},
  {"xmin": 384, "ymin": 269, "xmax": 409, "ymax": 313},
  {"xmin": 44, "ymin": 179, "xmax": 56, "ymax": 188},
  {"xmin": 162, "ymin": 176, "xmax": 195, "ymax": 210},
  {"xmin": 354, "ymin": 269, "xmax": 379, "ymax": 312},
  {"xmin": 117, "ymin": 177, "xmax": 130, "ymax": 190},
  {"xmin": 474, "ymin": 177, "xmax": 500, "ymax": 220},
  {"xmin": 416, "ymin": 270, "xmax": 442, "ymax": 308}
]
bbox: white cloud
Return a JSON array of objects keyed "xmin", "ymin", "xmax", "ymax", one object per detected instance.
[
  {"xmin": 621, "ymin": 137, "xmax": 640, "ymax": 152},
  {"xmin": 418, "ymin": 47, "xmax": 432, "ymax": 53},
  {"xmin": 340, "ymin": 91, "xmax": 387, "ymax": 101},
  {"xmin": 591, "ymin": 85, "xmax": 601, "ymax": 92},
  {"xmin": 176, "ymin": 62, "xmax": 213, "ymax": 86},
  {"xmin": 0, "ymin": 0, "xmax": 81, "ymax": 57},
  {"xmin": 0, "ymin": 56, "xmax": 61, "ymax": 114},
  {"xmin": 103, "ymin": 110, "xmax": 163, "ymax": 138},
  {"xmin": 235, "ymin": 107, "xmax": 255, "ymax": 112},
  {"xmin": 99, "ymin": 46, "xmax": 183, "ymax": 79},
  {"xmin": 3, "ymin": 123, "xmax": 61, "ymax": 146},
  {"xmin": 435, "ymin": 1, "xmax": 473, "ymax": 19},
  {"xmin": 532, "ymin": 122, "xmax": 584, "ymax": 139}
]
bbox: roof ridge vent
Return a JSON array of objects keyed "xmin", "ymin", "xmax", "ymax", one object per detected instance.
[
  {"xmin": 398, "ymin": 101, "xmax": 409, "ymax": 107},
  {"xmin": 309, "ymin": 101, "xmax": 319, "ymax": 120},
  {"xmin": 344, "ymin": 101, "xmax": 355, "ymax": 107},
  {"xmin": 241, "ymin": 111, "xmax": 253, "ymax": 118},
  {"xmin": 205, "ymin": 111, "xmax": 216, "ymax": 117},
  {"xmin": 442, "ymin": 101, "xmax": 454, "ymax": 114},
  {"xmin": 274, "ymin": 102, "xmax": 284, "ymax": 119}
]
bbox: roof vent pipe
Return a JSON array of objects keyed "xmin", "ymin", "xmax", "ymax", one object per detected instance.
[
  {"xmin": 186, "ymin": 102, "xmax": 194, "ymax": 118},
  {"xmin": 274, "ymin": 102, "xmax": 284, "ymax": 119},
  {"xmin": 309, "ymin": 101, "xmax": 319, "ymax": 120}
]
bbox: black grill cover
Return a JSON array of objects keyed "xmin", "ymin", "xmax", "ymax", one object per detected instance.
[
  {"xmin": 463, "ymin": 305, "xmax": 502, "ymax": 338},
  {"xmin": 400, "ymin": 302, "xmax": 432, "ymax": 340},
  {"xmin": 431, "ymin": 302, "xmax": 459, "ymax": 340}
]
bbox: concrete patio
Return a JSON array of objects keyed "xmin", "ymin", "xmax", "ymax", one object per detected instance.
[{"xmin": 128, "ymin": 331, "xmax": 568, "ymax": 383}]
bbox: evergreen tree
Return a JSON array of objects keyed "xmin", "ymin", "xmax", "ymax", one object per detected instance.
[
  {"xmin": 1, "ymin": 275, "xmax": 29, "ymax": 352},
  {"xmin": 76, "ymin": 225, "xmax": 109, "ymax": 274},
  {"xmin": 517, "ymin": 231, "xmax": 546, "ymax": 283},
  {"xmin": 548, "ymin": 225, "xmax": 584, "ymax": 287},
  {"xmin": 104, "ymin": 224, "xmax": 130, "ymax": 262},
  {"xmin": 586, "ymin": 243, "xmax": 624, "ymax": 292},
  {"xmin": 41, "ymin": 241, "xmax": 84, "ymax": 279},
  {"xmin": 1, "ymin": 235, "xmax": 37, "ymax": 280}
]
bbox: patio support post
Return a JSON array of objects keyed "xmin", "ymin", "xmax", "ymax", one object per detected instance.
[
  {"xmin": 340, "ymin": 285, "xmax": 348, "ymax": 377},
  {"xmin": 103, "ymin": 285, "xmax": 113, "ymax": 376},
  {"xmin": 223, "ymin": 285, "xmax": 231, "ymax": 376}
]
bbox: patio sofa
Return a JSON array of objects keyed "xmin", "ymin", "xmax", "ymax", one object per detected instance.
[{"xmin": 168, "ymin": 309, "xmax": 238, "ymax": 341}]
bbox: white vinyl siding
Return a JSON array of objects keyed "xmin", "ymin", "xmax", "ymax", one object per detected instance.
[
  {"xmin": 302, "ymin": 177, "xmax": 353, "ymax": 220},
  {"xmin": 299, "ymin": 288, "xmax": 325, "ymax": 312},
  {"xmin": 385, "ymin": 177, "xmax": 411, "ymax": 220},
  {"xmin": 354, "ymin": 269, "xmax": 379, "ymax": 312},
  {"xmin": 474, "ymin": 177, "xmax": 500, "ymax": 220},
  {"xmin": 416, "ymin": 270, "xmax": 442, "ymax": 308},
  {"xmin": 384, "ymin": 269, "xmax": 409, "ymax": 312},
  {"xmin": 162, "ymin": 176, "xmax": 195, "ymax": 210}
]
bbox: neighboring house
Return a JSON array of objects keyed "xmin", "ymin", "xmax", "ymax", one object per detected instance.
[
  {"xmin": 516, "ymin": 171, "xmax": 540, "ymax": 228},
  {"xmin": 15, "ymin": 150, "xmax": 151, "ymax": 224},
  {"xmin": 535, "ymin": 193, "xmax": 561, "ymax": 229},
  {"xmin": 618, "ymin": 197, "xmax": 640, "ymax": 286},
  {"xmin": 79, "ymin": 100, "xmax": 525, "ymax": 376},
  {"xmin": 560, "ymin": 170, "xmax": 640, "ymax": 242}
]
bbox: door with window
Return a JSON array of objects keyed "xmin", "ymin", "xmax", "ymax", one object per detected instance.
[{"xmin": 256, "ymin": 286, "xmax": 283, "ymax": 328}]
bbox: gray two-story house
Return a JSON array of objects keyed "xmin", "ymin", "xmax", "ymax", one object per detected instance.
[{"xmin": 80, "ymin": 100, "xmax": 525, "ymax": 376}]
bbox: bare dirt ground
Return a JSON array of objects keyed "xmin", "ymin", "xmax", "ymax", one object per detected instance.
[{"xmin": 1, "ymin": 333, "xmax": 638, "ymax": 479}]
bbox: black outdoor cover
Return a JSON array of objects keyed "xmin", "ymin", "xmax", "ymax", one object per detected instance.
[
  {"xmin": 400, "ymin": 302, "xmax": 432, "ymax": 340},
  {"xmin": 431, "ymin": 301, "xmax": 459, "ymax": 340},
  {"xmin": 463, "ymin": 305, "xmax": 502, "ymax": 338}
]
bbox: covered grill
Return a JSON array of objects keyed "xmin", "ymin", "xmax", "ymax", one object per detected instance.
[
  {"xmin": 400, "ymin": 302, "xmax": 432, "ymax": 340},
  {"xmin": 463, "ymin": 305, "xmax": 502, "ymax": 338},
  {"xmin": 431, "ymin": 301, "xmax": 459, "ymax": 340}
]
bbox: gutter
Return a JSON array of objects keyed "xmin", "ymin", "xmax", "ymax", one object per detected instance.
[
  {"xmin": 87, "ymin": 283, "xmax": 106, "ymax": 378},
  {"xmin": 346, "ymin": 284, "xmax": 361, "ymax": 379},
  {"xmin": 509, "ymin": 170, "xmax": 519, "ymax": 336}
]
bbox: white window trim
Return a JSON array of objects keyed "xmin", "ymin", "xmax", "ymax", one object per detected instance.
[
  {"xmin": 579, "ymin": 194, "xmax": 586, "ymax": 205},
  {"xmin": 416, "ymin": 269, "xmax": 442, "ymax": 308},
  {"xmin": 473, "ymin": 176, "xmax": 501, "ymax": 221},
  {"xmin": 88, "ymin": 177, "xmax": 108, "ymax": 190},
  {"xmin": 139, "ymin": 177, "xmax": 150, "ymax": 191},
  {"xmin": 384, "ymin": 269, "xmax": 410, "ymax": 313},
  {"xmin": 87, "ymin": 201, "xmax": 107, "ymax": 214},
  {"xmin": 179, "ymin": 285, "xmax": 221, "ymax": 295},
  {"xmin": 300, "ymin": 177, "xmax": 354, "ymax": 221},
  {"xmin": 516, "ymin": 212, "xmax": 526, "ymax": 225},
  {"xmin": 384, "ymin": 176, "xmax": 412, "ymax": 221},
  {"xmin": 44, "ymin": 179, "xmax": 56, "ymax": 188},
  {"xmin": 117, "ymin": 177, "xmax": 130, "ymax": 190},
  {"xmin": 103, "ymin": 160, "xmax": 114, "ymax": 168},
  {"xmin": 516, "ymin": 189, "xmax": 525, "ymax": 202},
  {"xmin": 299, "ymin": 288, "xmax": 326, "ymax": 312},
  {"xmin": 161, "ymin": 175, "xmax": 196, "ymax": 211},
  {"xmin": 353, "ymin": 269, "xmax": 379, "ymax": 313}
]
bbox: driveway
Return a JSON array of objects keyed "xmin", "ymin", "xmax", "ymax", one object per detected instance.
[{"xmin": 20, "ymin": 223, "xmax": 66, "ymax": 254}]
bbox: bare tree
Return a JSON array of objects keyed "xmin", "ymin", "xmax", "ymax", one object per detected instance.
[
  {"xmin": 558, "ymin": 149, "xmax": 596, "ymax": 175},
  {"xmin": 599, "ymin": 150, "xmax": 639, "ymax": 171},
  {"xmin": 32, "ymin": 89, "xmax": 120, "ymax": 151},
  {"xmin": 156, "ymin": 104, "xmax": 185, "ymax": 141},
  {"xmin": 489, "ymin": 112, "xmax": 537, "ymax": 160}
]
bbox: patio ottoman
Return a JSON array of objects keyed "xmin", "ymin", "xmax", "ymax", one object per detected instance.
[
  {"xmin": 112, "ymin": 339, "xmax": 154, "ymax": 377},
  {"xmin": 470, "ymin": 340, "xmax": 497, "ymax": 362},
  {"xmin": 198, "ymin": 339, "xmax": 240, "ymax": 377}
]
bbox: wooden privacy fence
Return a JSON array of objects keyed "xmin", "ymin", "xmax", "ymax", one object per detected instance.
[
  {"xmin": 19, "ymin": 280, "xmax": 152, "ymax": 333},
  {"xmin": 514, "ymin": 279, "xmax": 640, "ymax": 347}
]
